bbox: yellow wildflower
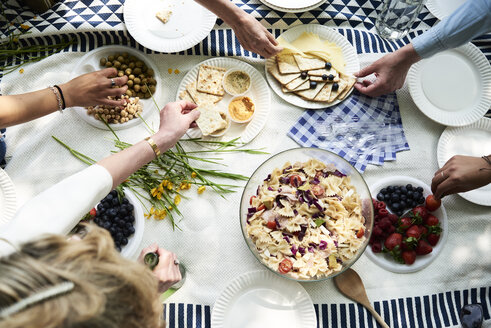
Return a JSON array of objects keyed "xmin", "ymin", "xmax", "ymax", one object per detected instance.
[
  {"xmin": 144, "ymin": 207, "xmax": 156, "ymax": 219},
  {"xmin": 19, "ymin": 68, "xmax": 24, "ymax": 74},
  {"xmin": 20, "ymin": 24, "xmax": 30, "ymax": 30},
  {"xmin": 174, "ymin": 195, "xmax": 181, "ymax": 205},
  {"xmin": 167, "ymin": 68, "xmax": 172, "ymax": 74},
  {"xmin": 13, "ymin": 37, "xmax": 18, "ymax": 43},
  {"xmin": 191, "ymin": 172, "xmax": 197, "ymax": 178},
  {"xmin": 167, "ymin": 182, "xmax": 173, "ymax": 190},
  {"xmin": 168, "ymin": 206, "xmax": 173, "ymax": 211},
  {"xmin": 158, "ymin": 184, "xmax": 164, "ymax": 193},
  {"xmin": 150, "ymin": 188, "xmax": 159, "ymax": 197},
  {"xmin": 198, "ymin": 186, "xmax": 206, "ymax": 194},
  {"xmin": 174, "ymin": 69, "xmax": 180, "ymax": 74},
  {"xmin": 161, "ymin": 180, "xmax": 168, "ymax": 187}
]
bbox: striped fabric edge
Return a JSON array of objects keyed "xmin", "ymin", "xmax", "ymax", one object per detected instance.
[{"xmin": 163, "ymin": 286, "xmax": 490, "ymax": 328}]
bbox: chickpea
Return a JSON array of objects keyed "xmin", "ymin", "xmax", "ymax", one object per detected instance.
[
  {"xmin": 100, "ymin": 58, "xmax": 107, "ymax": 66},
  {"xmin": 110, "ymin": 109, "xmax": 115, "ymax": 114},
  {"xmin": 133, "ymin": 77, "xmax": 141, "ymax": 84},
  {"xmin": 125, "ymin": 68, "xmax": 132, "ymax": 75},
  {"xmin": 133, "ymin": 84, "xmax": 141, "ymax": 92},
  {"xmin": 104, "ymin": 109, "xmax": 109, "ymax": 114},
  {"xmin": 125, "ymin": 90, "xmax": 133, "ymax": 97},
  {"xmin": 118, "ymin": 71, "xmax": 124, "ymax": 77},
  {"xmin": 127, "ymin": 80, "xmax": 134, "ymax": 87},
  {"xmin": 121, "ymin": 110, "xmax": 127, "ymax": 117},
  {"xmin": 133, "ymin": 67, "xmax": 142, "ymax": 75},
  {"xmin": 108, "ymin": 55, "xmax": 115, "ymax": 61},
  {"xmin": 128, "ymin": 74, "xmax": 135, "ymax": 80},
  {"xmin": 105, "ymin": 61, "xmax": 112, "ymax": 67}
]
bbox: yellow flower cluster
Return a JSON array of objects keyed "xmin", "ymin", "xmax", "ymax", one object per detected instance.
[
  {"xmin": 144, "ymin": 207, "xmax": 167, "ymax": 220},
  {"xmin": 150, "ymin": 179, "xmax": 174, "ymax": 200}
]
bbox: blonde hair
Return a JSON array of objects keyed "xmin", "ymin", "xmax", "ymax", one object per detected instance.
[{"xmin": 0, "ymin": 225, "xmax": 162, "ymax": 328}]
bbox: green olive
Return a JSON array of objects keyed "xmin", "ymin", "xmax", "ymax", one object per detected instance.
[
  {"xmin": 129, "ymin": 56, "xmax": 137, "ymax": 62},
  {"xmin": 137, "ymin": 92, "xmax": 145, "ymax": 98},
  {"xmin": 121, "ymin": 64, "xmax": 128, "ymax": 70},
  {"xmin": 100, "ymin": 58, "xmax": 107, "ymax": 66},
  {"xmin": 135, "ymin": 61, "xmax": 143, "ymax": 68},
  {"xmin": 144, "ymin": 92, "xmax": 151, "ymax": 99},
  {"xmin": 118, "ymin": 71, "xmax": 124, "ymax": 77},
  {"xmin": 105, "ymin": 61, "xmax": 113, "ymax": 67},
  {"xmin": 127, "ymin": 80, "xmax": 134, "ymax": 87},
  {"xmin": 147, "ymin": 68, "xmax": 154, "ymax": 76},
  {"xmin": 108, "ymin": 55, "xmax": 115, "ymax": 61},
  {"xmin": 128, "ymin": 74, "xmax": 135, "ymax": 80},
  {"xmin": 114, "ymin": 61, "xmax": 121, "ymax": 68},
  {"xmin": 142, "ymin": 78, "xmax": 148, "ymax": 85},
  {"xmin": 122, "ymin": 52, "xmax": 129, "ymax": 58},
  {"xmin": 133, "ymin": 67, "xmax": 142, "ymax": 75},
  {"xmin": 125, "ymin": 68, "xmax": 132, "ymax": 75},
  {"xmin": 133, "ymin": 77, "xmax": 141, "ymax": 84},
  {"xmin": 117, "ymin": 56, "xmax": 124, "ymax": 62},
  {"xmin": 128, "ymin": 62, "xmax": 135, "ymax": 69},
  {"xmin": 134, "ymin": 84, "xmax": 141, "ymax": 92},
  {"xmin": 141, "ymin": 85, "xmax": 148, "ymax": 93},
  {"xmin": 149, "ymin": 85, "xmax": 156, "ymax": 93},
  {"xmin": 125, "ymin": 90, "xmax": 133, "ymax": 97}
]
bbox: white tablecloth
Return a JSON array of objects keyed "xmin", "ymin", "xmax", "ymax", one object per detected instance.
[{"xmin": 2, "ymin": 51, "xmax": 490, "ymax": 320}]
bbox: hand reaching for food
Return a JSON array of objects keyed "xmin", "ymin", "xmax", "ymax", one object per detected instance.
[
  {"xmin": 60, "ymin": 68, "xmax": 129, "ymax": 108},
  {"xmin": 354, "ymin": 44, "xmax": 420, "ymax": 97},
  {"xmin": 138, "ymin": 243, "xmax": 182, "ymax": 293},
  {"xmin": 431, "ymin": 155, "xmax": 491, "ymax": 199}
]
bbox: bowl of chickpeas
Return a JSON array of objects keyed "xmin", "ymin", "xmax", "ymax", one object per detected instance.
[{"xmin": 71, "ymin": 46, "xmax": 162, "ymax": 130}]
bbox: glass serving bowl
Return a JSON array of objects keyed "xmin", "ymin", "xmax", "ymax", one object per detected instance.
[{"xmin": 239, "ymin": 148, "xmax": 374, "ymax": 282}]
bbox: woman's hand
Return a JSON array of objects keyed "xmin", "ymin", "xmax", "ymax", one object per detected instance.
[
  {"xmin": 229, "ymin": 14, "xmax": 282, "ymax": 58},
  {"xmin": 60, "ymin": 68, "xmax": 128, "ymax": 108},
  {"xmin": 354, "ymin": 44, "xmax": 420, "ymax": 97},
  {"xmin": 152, "ymin": 100, "xmax": 200, "ymax": 150},
  {"xmin": 431, "ymin": 155, "xmax": 491, "ymax": 199},
  {"xmin": 138, "ymin": 243, "xmax": 182, "ymax": 293}
]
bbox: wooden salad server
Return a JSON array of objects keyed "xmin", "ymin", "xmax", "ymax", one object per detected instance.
[{"xmin": 333, "ymin": 268, "xmax": 390, "ymax": 328}]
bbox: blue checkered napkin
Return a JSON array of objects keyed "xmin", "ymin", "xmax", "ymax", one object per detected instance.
[{"xmin": 287, "ymin": 91, "xmax": 409, "ymax": 173}]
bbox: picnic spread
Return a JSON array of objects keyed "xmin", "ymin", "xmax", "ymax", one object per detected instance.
[{"xmin": 0, "ymin": 0, "xmax": 490, "ymax": 327}]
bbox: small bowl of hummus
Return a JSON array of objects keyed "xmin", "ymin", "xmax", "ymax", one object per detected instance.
[
  {"xmin": 228, "ymin": 96, "xmax": 255, "ymax": 123},
  {"xmin": 223, "ymin": 69, "xmax": 251, "ymax": 96}
]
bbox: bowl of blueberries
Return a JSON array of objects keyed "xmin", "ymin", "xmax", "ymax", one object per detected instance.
[
  {"xmin": 92, "ymin": 189, "xmax": 144, "ymax": 259},
  {"xmin": 374, "ymin": 181, "xmax": 426, "ymax": 217}
]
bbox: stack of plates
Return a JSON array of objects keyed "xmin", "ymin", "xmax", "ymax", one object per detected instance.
[
  {"xmin": 258, "ymin": 0, "xmax": 327, "ymax": 13},
  {"xmin": 426, "ymin": 0, "xmax": 467, "ymax": 20}
]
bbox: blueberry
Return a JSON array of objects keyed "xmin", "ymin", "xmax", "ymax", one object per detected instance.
[
  {"xmin": 128, "ymin": 204, "xmax": 134, "ymax": 211},
  {"xmin": 400, "ymin": 186, "xmax": 407, "ymax": 194},
  {"xmin": 102, "ymin": 214, "xmax": 109, "ymax": 221},
  {"xmin": 128, "ymin": 227, "xmax": 135, "ymax": 234},
  {"xmin": 108, "ymin": 209, "xmax": 117, "ymax": 218},
  {"xmin": 127, "ymin": 215, "xmax": 135, "ymax": 223},
  {"xmin": 328, "ymin": 74, "xmax": 334, "ymax": 81},
  {"xmin": 103, "ymin": 201, "xmax": 111, "ymax": 208},
  {"xmin": 106, "ymin": 194, "xmax": 113, "ymax": 201},
  {"xmin": 121, "ymin": 238, "xmax": 128, "ymax": 246},
  {"xmin": 120, "ymin": 208, "xmax": 128, "ymax": 216},
  {"xmin": 97, "ymin": 203, "xmax": 105, "ymax": 211},
  {"xmin": 380, "ymin": 188, "xmax": 388, "ymax": 195},
  {"xmin": 110, "ymin": 190, "xmax": 118, "ymax": 197},
  {"xmin": 116, "ymin": 232, "xmax": 123, "ymax": 240},
  {"xmin": 109, "ymin": 227, "xmax": 116, "ymax": 234},
  {"xmin": 325, "ymin": 62, "xmax": 332, "ymax": 70},
  {"xmin": 112, "ymin": 198, "xmax": 119, "ymax": 206},
  {"xmin": 377, "ymin": 193, "xmax": 385, "ymax": 201},
  {"xmin": 418, "ymin": 197, "xmax": 425, "ymax": 204},
  {"xmin": 103, "ymin": 222, "xmax": 111, "ymax": 229},
  {"xmin": 407, "ymin": 190, "xmax": 413, "ymax": 198},
  {"xmin": 414, "ymin": 191, "xmax": 423, "ymax": 200},
  {"xmin": 400, "ymin": 194, "xmax": 407, "ymax": 201},
  {"xmin": 406, "ymin": 184, "xmax": 413, "ymax": 191},
  {"xmin": 400, "ymin": 200, "xmax": 407, "ymax": 209},
  {"xmin": 409, "ymin": 200, "xmax": 416, "ymax": 208},
  {"xmin": 332, "ymin": 83, "xmax": 339, "ymax": 91},
  {"xmin": 122, "ymin": 198, "xmax": 129, "ymax": 204},
  {"xmin": 416, "ymin": 187, "xmax": 423, "ymax": 193},
  {"xmin": 322, "ymin": 74, "xmax": 328, "ymax": 80},
  {"xmin": 309, "ymin": 81, "xmax": 317, "ymax": 89},
  {"xmin": 125, "ymin": 222, "xmax": 132, "ymax": 229},
  {"xmin": 391, "ymin": 203, "xmax": 401, "ymax": 210},
  {"xmin": 391, "ymin": 194, "xmax": 400, "ymax": 202},
  {"xmin": 301, "ymin": 71, "xmax": 308, "ymax": 79},
  {"xmin": 396, "ymin": 210, "xmax": 403, "ymax": 217},
  {"xmin": 387, "ymin": 186, "xmax": 394, "ymax": 193}
]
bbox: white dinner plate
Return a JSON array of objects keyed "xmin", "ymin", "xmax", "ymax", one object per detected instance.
[
  {"xmin": 70, "ymin": 46, "xmax": 162, "ymax": 131},
  {"xmin": 408, "ymin": 43, "xmax": 491, "ymax": 127},
  {"xmin": 437, "ymin": 118, "xmax": 491, "ymax": 206},
  {"xmin": 124, "ymin": 0, "xmax": 216, "ymax": 53},
  {"xmin": 0, "ymin": 168, "xmax": 16, "ymax": 228},
  {"xmin": 212, "ymin": 270, "xmax": 317, "ymax": 328},
  {"xmin": 365, "ymin": 176, "xmax": 448, "ymax": 273},
  {"xmin": 258, "ymin": 0, "xmax": 327, "ymax": 13},
  {"xmin": 426, "ymin": 0, "xmax": 467, "ymax": 20},
  {"xmin": 265, "ymin": 24, "xmax": 360, "ymax": 110},
  {"xmin": 177, "ymin": 58, "xmax": 271, "ymax": 144}
]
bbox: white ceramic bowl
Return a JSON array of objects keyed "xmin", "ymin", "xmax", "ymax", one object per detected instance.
[
  {"xmin": 222, "ymin": 69, "xmax": 252, "ymax": 96},
  {"xmin": 228, "ymin": 96, "xmax": 256, "ymax": 124}
]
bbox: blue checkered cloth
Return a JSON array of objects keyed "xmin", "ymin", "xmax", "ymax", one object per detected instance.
[{"xmin": 287, "ymin": 91, "xmax": 409, "ymax": 173}]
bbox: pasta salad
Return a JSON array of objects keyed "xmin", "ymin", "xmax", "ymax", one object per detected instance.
[{"xmin": 246, "ymin": 159, "xmax": 366, "ymax": 280}]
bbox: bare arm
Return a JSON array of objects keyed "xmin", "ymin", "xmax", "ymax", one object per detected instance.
[
  {"xmin": 0, "ymin": 68, "xmax": 128, "ymax": 129},
  {"xmin": 194, "ymin": 0, "xmax": 282, "ymax": 58}
]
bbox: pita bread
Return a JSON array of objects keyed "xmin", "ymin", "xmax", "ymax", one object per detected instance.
[
  {"xmin": 337, "ymin": 75, "xmax": 357, "ymax": 100},
  {"xmin": 313, "ymin": 83, "xmax": 333, "ymax": 102},
  {"xmin": 308, "ymin": 68, "xmax": 340, "ymax": 82},
  {"xmin": 268, "ymin": 64, "xmax": 300, "ymax": 85},
  {"xmin": 293, "ymin": 54, "xmax": 326, "ymax": 71},
  {"xmin": 186, "ymin": 81, "xmax": 222, "ymax": 106},
  {"xmin": 196, "ymin": 64, "xmax": 226, "ymax": 96},
  {"xmin": 195, "ymin": 105, "xmax": 227, "ymax": 136},
  {"xmin": 295, "ymin": 82, "xmax": 326, "ymax": 100},
  {"xmin": 328, "ymin": 79, "xmax": 349, "ymax": 102},
  {"xmin": 178, "ymin": 90, "xmax": 196, "ymax": 104},
  {"xmin": 277, "ymin": 54, "xmax": 301, "ymax": 74},
  {"xmin": 285, "ymin": 76, "xmax": 310, "ymax": 91}
]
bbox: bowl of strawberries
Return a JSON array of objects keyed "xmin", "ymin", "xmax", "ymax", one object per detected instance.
[{"xmin": 365, "ymin": 176, "xmax": 448, "ymax": 273}]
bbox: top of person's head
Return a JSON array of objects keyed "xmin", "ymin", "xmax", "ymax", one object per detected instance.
[{"xmin": 0, "ymin": 225, "xmax": 162, "ymax": 328}]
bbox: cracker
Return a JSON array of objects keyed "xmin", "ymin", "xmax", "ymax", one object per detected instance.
[
  {"xmin": 281, "ymin": 86, "xmax": 293, "ymax": 93},
  {"xmin": 178, "ymin": 89, "xmax": 196, "ymax": 104},
  {"xmin": 328, "ymin": 79, "xmax": 349, "ymax": 103},
  {"xmin": 268, "ymin": 64, "xmax": 300, "ymax": 85},
  {"xmin": 293, "ymin": 54, "xmax": 326, "ymax": 71},
  {"xmin": 186, "ymin": 81, "xmax": 222, "ymax": 106},
  {"xmin": 337, "ymin": 75, "xmax": 357, "ymax": 101},
  {"xmin": 276, "ymin": 54, "xmax": 301, "ymax": 74},
  {"xmin": 195, "ymin": 105, "xmax": 228, "ymax": 136},
  {"xmin": 285, "ymin": 76, "xmax": 309, "ymax": 91},
  {"xmin": 308, "ymin": 68, "xmax": 340, "ymax": 82},
  {"xmin": 156, "ymin": 10, "xmax": 172, "ymax": 24},
  {"xmin": 196, "ymin": 64, "xmax": 226, "ymax": 96},
  {"xmin": 295, "ymin": 82, "xmax": 326, "ymax": 100},
  {"xmin": 313, "ymin": 83, "xmax": 333, "ymax": 102}
]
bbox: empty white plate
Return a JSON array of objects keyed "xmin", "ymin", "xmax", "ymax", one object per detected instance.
[
  {"xmin": 426, "ymin": 0, "xmax": 467, "ymax": 20},
  {"xmin": 0, "ymin": 168, "xmax": 16, "ymax": 228},
  {"xmin": 212, "ymin": 270, "xmax": 316, "ymax": 328},
  {"xmin": 124, "ymin": 0, "xmax": 216, "ymax": 53},
  {"xmin": 258, "ymin": 0, "xmax": 327, "ymax": 13},
  {"xmin": 437, "ymin": 118, "xmax": 491, "ymax": 206},
  {"xmin": 408, "ymin": 43, "xmax": 491, "ymax": 127}
]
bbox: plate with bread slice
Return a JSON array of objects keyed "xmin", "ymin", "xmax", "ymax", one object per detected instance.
[
  {"xmin": 176, "ymin": 58, "xmax": 271, "ymax": 144},
  {"xmin": 266, "ymin": 24, "xmax": 360, "ymax": 109}
]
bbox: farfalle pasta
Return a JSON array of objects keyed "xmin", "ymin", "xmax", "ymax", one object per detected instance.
[{"xmin": 245, "ymin": 159, "xmax": 366, "ymax": 280}]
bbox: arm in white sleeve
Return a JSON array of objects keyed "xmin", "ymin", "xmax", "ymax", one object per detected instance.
[
  {"xmin": 412, "ymin": 0, "xmax": 491, "ymax": 58},
  {"xmin": 0, "ymin": 164, "xmax": 113, "ymax": 256}
]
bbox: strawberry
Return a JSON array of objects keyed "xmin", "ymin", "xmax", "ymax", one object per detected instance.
[
  {"xmin": 388, "ymin": 214, "xmax": 398, "ymax": 224},
  {"xmin": 402, "ymin": 250, "xmax": 416, "ymax": 264},
  {"xmin": 420, "ymin": 226, "xmax": 428, "ymax": 237},
  {"xmin": 427, "ymin": 233, "xmax": 440, "ymax": 246},
  {"xmin": 416, "ymin": 240, "xmax": 433, "ymax": 255},
  {"xmin": 89, "ymin": 207, "xmax": 97, "ymax": 217},
  {"xmin": 406, "ymin": 225, "xmax": 422, "ymax": 239},
  {"xmin": 425, "ymin": 214, "xmax": 439, "ymax": 226},
  {"xmin": 384, "ymin": 233, "xmax": 402, "ymax": 251},
  {"xmin": 399, "ymin": 217, "xmax": 412, "ymax": 231},
  {"xmin": 411, "ymin": 206, "xmax": 428, "ymax": 223},
  {"xmin": 402, "ymin": 237, "xmax": 418, "ymax": 250}
]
